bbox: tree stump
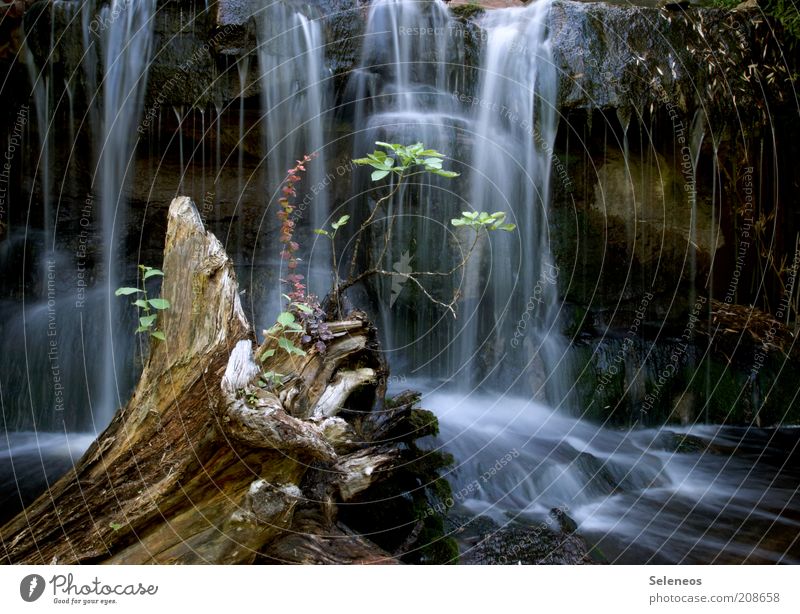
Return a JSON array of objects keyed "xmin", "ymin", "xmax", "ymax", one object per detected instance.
[{"xmin": 0, "ymin": 197, "xmax": 451, "ymax": 564}]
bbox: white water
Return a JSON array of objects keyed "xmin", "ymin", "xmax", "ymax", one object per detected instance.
[
  {"xmin": 95, "ymin": 0, "xmax": 157, "ymax": 425},
  {"xmin": 354, "ymin": 0, "xmax": 800, "ymax": 564},
  {"xmin": 458, "ymin": 2, "xmax": 566, "ymax": 399},
  {"xmin": 347, "ymin": 0, "xmax": 470, "ymax": 378},
  {"xmin": 348, "ymin": 1, "xmax": 568, "ymax": 399},
  {"xmin": 425, "ymin": 388, "xmax": 800, "ymax": 563},
  {"xmin": 256, "ymin": 0, "xmax": 332, "ymax": 324},
  {"xmin": 0, "ymin": 432, "xmax": 94, "ymax": 525},
  {"xmin": 3, "ymin": 0, "xmax": 799, "ymax": 567}
]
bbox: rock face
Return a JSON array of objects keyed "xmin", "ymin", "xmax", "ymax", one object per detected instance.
[
  {"xmin": 12, "ymin": 1, "xmax": 764, "ymax": 116},
  {"xmin": 453, "ymin": 510, "xmax": 602, "ymax": 565}
]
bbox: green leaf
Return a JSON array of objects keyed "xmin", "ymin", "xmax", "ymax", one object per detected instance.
[
  {"xmin": 464, "ymin": 212, "xmax": 479, "ymax": 220},
  {"xmin": 313, "ymin": 228, "xmax": 330, "ymax": 236},
  {"xmin": 294, "ymin": 303, "xmax": 314, "ymax": 314},
  {"xmin": 115, "ymin": 287, "xmax": 141, "ymax": 296},
  {"xmin": 432, "ymin": 169, "xmax": 459, "ymax": 178},
  {"xmin": 451, "ymin": 218, "xmax": 466, "ymax": 227},
  {"xmin": 331, "ymin": 214, "xmax": 350, "ymax": 230},
  {"xmin": 143, "ymin": 268, "xmax": 164, "ymax": 279},
  {"xmin": 371, "ymin": 169, "xmax": 391, "ymax": 181},
  {"xmin": 139, "ymin": 314, "xmax": 157, "ymax": 328},
  {"xmin": 277, "ymin": 311, "xmax": 296, "ymax": 327},
  {"xmin": 284, "ymin": 322, "xmax": 304, "ymax": 333},
  {"xmin": 150, "ymin": 330, "xmax": 166, "ymax": 341},
  {"xmin": 260, "ymin": 349, "xmax": 276, "ymax": 361},
  {"xmin": 109, "ymin": 522, "xmax": 124, "ymax": 531},
  {"xmin": 148, "ymin": 298, "xmax": 170, "ymax": 310},
  {"xmin": 423, "ymin": 157, "xmax": 443, "ymax": 167},
  {"xmin": 498, "ymin": 223, "xmax": 516, "ymax": 232},
  {"xmin": 135, "ymin": 325, "xmax": 149, "ymax": 333},
  {"xmin": 133, "ymin": 299, "xmax": 149, "ymax": 309},
  {"xmin": 375, "ymin": 141, "xmax": 401, "ymax": 150},
  {"xmin": 278, "ymin": 336, "xmax": 306, "ymax": 356}
]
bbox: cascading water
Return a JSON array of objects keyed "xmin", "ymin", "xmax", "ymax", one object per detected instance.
[
  {"xmin": 346, "ymin": 0, "xmax": 469, "ymax": 379},
  {"xmin": 255, "ymin": 0, "xmax": 333, "ymax": 326},
  {"xmin": 431, "ymin": 390, "xmax": 800, "ymax": 563},
  {"xmin": 0, "ymin": 0, "xmax": 797, "ymax": 565},
  {"xmin": 457, "ymin": 2, "xmax": 565, "ymax": 400},
  {"xmin": 352, "ymin": 0, "xmax": 799, "ymax": 564},
  {"xmin": 95, "ymin": 0, "xmax": 157, "ymax": 425},
  {"xmin": 348, "ymin": 0, "xmax": 565, "ymax": 398},
  {"xmin": 0, "ymin": 0, "xmax": 155, "ymax": 524}
]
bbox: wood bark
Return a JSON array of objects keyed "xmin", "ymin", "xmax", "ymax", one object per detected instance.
[{"xmin": 0, "ymin": 196, "xmax": 424, "ymax": 564}]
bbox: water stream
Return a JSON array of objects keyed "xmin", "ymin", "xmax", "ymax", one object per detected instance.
[
  {"xmin": 1, "ymin": 0, "xmax": 798, "ymax": 565},
  {"xmin": 255, "ymin": 0, "xmax": 333, "ymax": 326},
  {"xmin": 424, "ymin": 387, "xmax": 800, "ymax": 563}
]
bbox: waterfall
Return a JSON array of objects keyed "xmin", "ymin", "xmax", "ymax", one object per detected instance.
[
  {"xmin": 95, "ymin": 0, "xmax": 157, "ymax": 426},
  {"xmin": 1, "ymin": 0, "xmax": 156, "ymax": 434},
  {"xmin": 346, "ymin": 0, "xmax": 469, "ymax": 379},
  {"xmin": 255, "ymin": 0, "xmax": 332, "ymax": 326},
  {"xmin": 0, "ymin": 0, "xmax": 155, "ymax": 511},
  {"xmin": 348, "ymin": 0, "xmax": 566, "ymax": 400},
  {"xmin": 458, "ymin": 2, "xmax": 565, "ymax": 400}
]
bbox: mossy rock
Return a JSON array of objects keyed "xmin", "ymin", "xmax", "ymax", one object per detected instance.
[{"xmin": 450, "ymin": 3, "xmax": 486, "ymax": 20}]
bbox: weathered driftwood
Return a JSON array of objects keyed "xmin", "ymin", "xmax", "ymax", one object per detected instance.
[{"xmin": 0, "ymin": 196, "xmax": 433, "ymax": 564}]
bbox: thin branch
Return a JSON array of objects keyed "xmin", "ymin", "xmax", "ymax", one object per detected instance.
[{"xmin": 347, "ymin": 178, "xmax": 404, "ymax": 280}]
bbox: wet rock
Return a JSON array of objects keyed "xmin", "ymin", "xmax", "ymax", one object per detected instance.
[
  {"xmin": 460, "ymin": 524, "xmax": 600, "ymax": 564},
  {"xmin": 448, "ymin": 509, "xmax": 602, "ymax": 565}
]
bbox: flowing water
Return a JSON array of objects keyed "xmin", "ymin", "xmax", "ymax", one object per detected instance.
[
  {"xmin": 255, "ymin": 0, "xmax": 333, "ymax": 326},
  {"xmin": 1, "ymin": 0, "xmax": 799, "ymax": 566},
  {"xmin": 0, "ymin": 0, "xmax": 156, "ymax": 498},
  {"xmin": 420, "ymin": 387, "xmax": 800, "ymax": 563},
  {"xmin": 95, "ymin": 0, "xmax": 157, "ymax": 425},
  {"xmin": 347, "ymin": 0, "xmax": 568, "ymax": 399}
]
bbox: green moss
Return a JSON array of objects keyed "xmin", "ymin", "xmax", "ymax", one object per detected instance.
[
  {"xmin": 706, "ymin": 0, "xmax": 800, "ymax": 45},
  {"xmin": 450, "ymin": 2, "xmax": 485, "ymax": 21}
]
